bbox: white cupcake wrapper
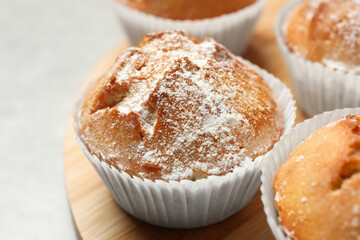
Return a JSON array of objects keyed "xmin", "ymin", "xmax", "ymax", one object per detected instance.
[
  {"xmin": 73, "ymin": 57, "xmax": 296, "ymax": 228},
  {"xmin": 260, "ymin": 107, "xmax": 360, "ymax": 240},
  {"xmin": 275, "ymin": 0, "xmax": 360, "ymax": 117},
  {"xmin": 112, "ymin": 0, "xmax": 266, "ymax": 55}
]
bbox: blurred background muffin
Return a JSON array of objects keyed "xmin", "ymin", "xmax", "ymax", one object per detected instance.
[
  {"xmin": 113, "ymin": 0, "xmax": 266, "ymax": 54},
  {"xmin": 118, "ymin": 0, "xmax": 256, "ymax": 20},
  {"xmin": 285, "ymin": 0, "xmax": 360, "ymax": 75},
  {"xmin": 276, "ymin": 0, "xmax": 360, "ymax": 117}
]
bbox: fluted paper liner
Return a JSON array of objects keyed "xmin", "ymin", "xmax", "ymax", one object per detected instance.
[
  {"xmin": 73, "ymin": 57, "xmax": 296, "ymax": 228},
  {"xmin": 275, "ymin": 0, "xmax": 360, "ymax": 117},
  {"xmin": 260, "ymin": 108, "xmax": 360, "ymax": 240},
  {"xmin": 112, "ymin": 0, "xmax": 266, "ymax": 55}
]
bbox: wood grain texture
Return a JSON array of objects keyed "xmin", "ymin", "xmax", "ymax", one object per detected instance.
[{"xmin": 64, "ymin": 0, "xmax": 306, "ymax": 239}]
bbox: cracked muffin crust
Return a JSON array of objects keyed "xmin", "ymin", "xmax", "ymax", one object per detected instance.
[
  {"xmin": 285, "ymin": 0, "xmax": 360, "ymax": 75},
  {"xmin": 273, "ymin": 115, "xmax": 360, "ymax": 240},
  {"xmin": 78, "ymin": 31, "xmax": 284, "ymax": 181}
]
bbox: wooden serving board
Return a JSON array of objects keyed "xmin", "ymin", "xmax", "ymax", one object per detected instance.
[{"xmin": 64, "ymin": 1, "xmax": 305, "ymax": 239}]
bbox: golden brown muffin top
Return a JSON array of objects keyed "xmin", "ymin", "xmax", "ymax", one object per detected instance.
[
  {"xmin": 274, "ymin": 115, "xmax": 360, "ymax": 240},
  {"xmin": 79, "ymin": 31, "xmax": 283, "ymax": 181},
  {"xmin": 285, "ymin": 0, "xmax": 360, "ymax": 74},
  {"xmin": 118, "ymin": 0, "xmax": 256, "ymax": 20}
]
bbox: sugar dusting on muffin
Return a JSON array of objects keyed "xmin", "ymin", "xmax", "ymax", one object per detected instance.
[{"xmin": 79, "ymin": 31, "xmax": 283, "ymax": 181}]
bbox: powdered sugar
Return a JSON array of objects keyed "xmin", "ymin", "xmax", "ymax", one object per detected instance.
[
  {"xmin": 275, "ymin": 192, "xmax": 282, "ymax": 202},
  {"xmin": 351, "ymin": 217, "xmax": 359, "ymax": 227},
  {"xmin": 83, "ymin": 31, "xmax": 282, "ymax": 180},
  {"xmin": 353, "ymin": 204, "xmax": 360, "ymax": 215},
  {"xmin": 322, "ymin": 59, "xmax": 360, "ymax": 75},
  {"xmin": 294, "ymin": 154, "xmax": 304, "ymax": 162},
  {"xmin": 318, "ymin": 1, "xmax": 360, "ymax": 73}
]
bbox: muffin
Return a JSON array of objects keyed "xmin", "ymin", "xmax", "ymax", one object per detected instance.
[
  {"xmin": 260, "ymin": 108, "xmax": 360, "ymax": 240},
  {"xmin": 79, "ymin": 30, "xmax": 284, "ymax": 181},
  {"xmin": 74, "ymin": 30, "xmax": 296, "ymax": 228},
  {"xmin": 274, "ymin": 115, "xmax": 360, "ymax": 240},
  {"xmin": 285, "ymin": 0, "xmax": 360, "ymax": 75},
  {"xmin": 112, "ymin": 0, "xmax": 266, "ymax": 55},
  {"xmin": 276, "ymin": 0, "xmax": 360, "ymax": 116},
  {"xmin": 118, "ymin": 0, "xmax": 256, "ymax": 20}
]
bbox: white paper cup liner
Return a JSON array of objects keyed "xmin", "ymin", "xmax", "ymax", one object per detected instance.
[
  {"xmin": 73, "ymin": 56, "xmax": 296, "ymax": 228},
  {"xmin": 275, "ymin": 0, "xmax": 360, "ymax": 117},
  {"xmin": 260, "ymin": 107, "xmax": 360, "ymax": 240},
  {"xmin": 112, "ymin": 0, "xmax": 266, "ymax": 55}
]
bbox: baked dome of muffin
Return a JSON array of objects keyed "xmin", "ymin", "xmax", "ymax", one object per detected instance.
[
  {"xmin": 273, "ymin": 115, "xmax": 360, "ymax": 240},
  {"xmin": 285, "ymin": 0, "xmax": 360, "ymax": 74},
  {"xmin": 79, "ymin": 30, "xmax": 284, "ymax": 181},
  {"xmin": 117, "ymin": 0, "xmax": 256, "ymax": 20}
]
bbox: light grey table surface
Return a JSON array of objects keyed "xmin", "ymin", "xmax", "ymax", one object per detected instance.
[{"xmin": 0, "ymin": 0, "xmax": 123, "ymax": 239}]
